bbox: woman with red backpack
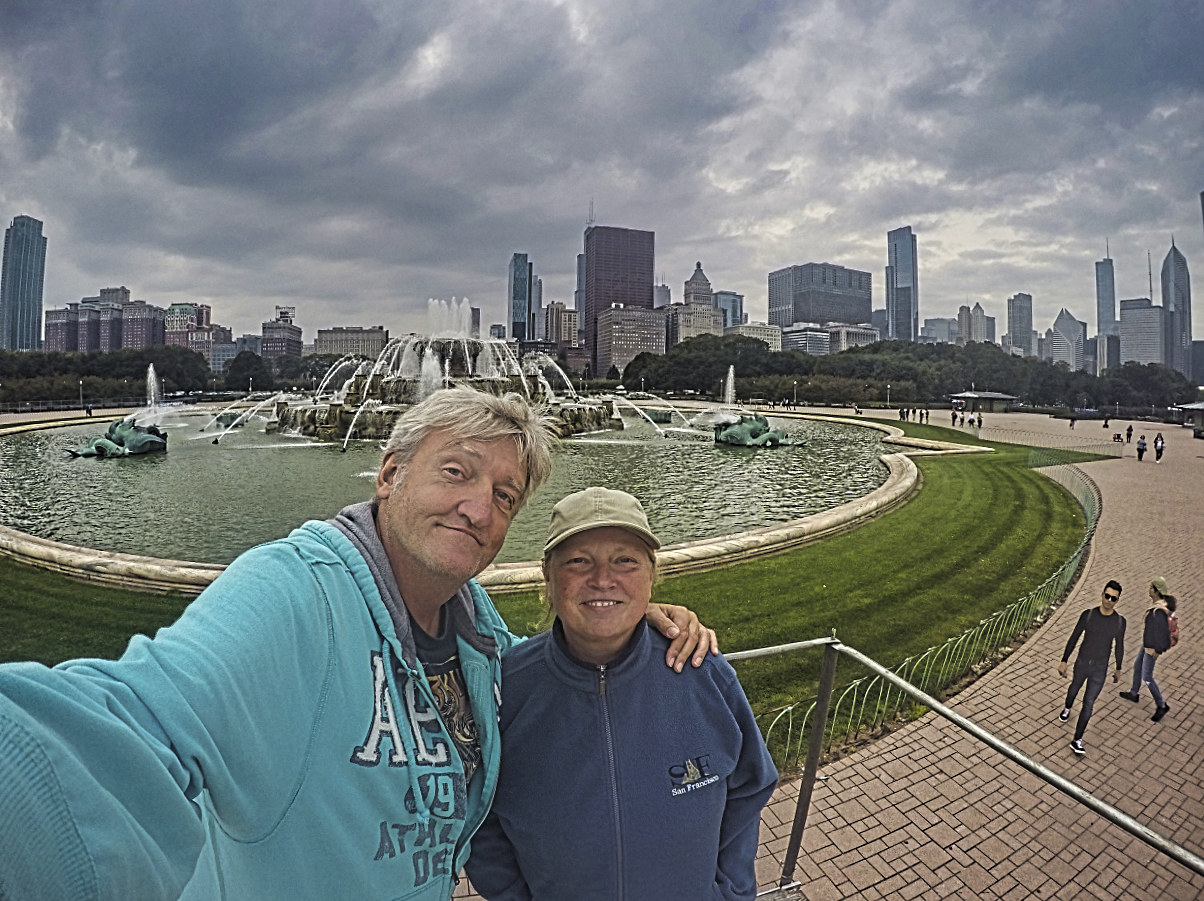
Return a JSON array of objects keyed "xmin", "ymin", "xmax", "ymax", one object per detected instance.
[{"xmin": 1119, "ymin": 577, "xmax": 1177, "ymax": 722}]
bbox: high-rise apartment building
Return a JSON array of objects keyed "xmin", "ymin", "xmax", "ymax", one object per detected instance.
[
  {"xmin": 768, "ymin": 263, "xmax": 871, "ymax": 329},
  {"xmin": 781, "ymin": 323, "xmax": 831, "ymax": 355},
  {"xmin": 828, "ymin": 324, "xmax": 880, "ymax": 353},
  {"xmin": 583, "ymin": 226, "xmax": 655, "ymax": 372},
  {"xmin": 544, "ymin": 302, "xmax": 578, "ymax": 348},
  {"xmin": 1050, "ymin": 309, "xmax": 1087, "ymax": 371},
  {"xmin": 653, "ymin": 282, "xmax": 671, "ymax": 308},
  {"xmin": 724, "ymin": 322, "xmax": 781, "ymax": 352},
  {"xmin": 713, "ymin": 291, "xmax": 745, "ymax": 329},
  {"xmin": 262, "ymin": 305, "xmax": 303, "ymax": 368},
  {"xmin": 595, "ymin": 305, "xmax": 664, "ymax": 377},
  {"xmin": 315, "ymin": 326, "xmax": 389, "ymax": 357},
  {"xmin": 922, "ymin": 317, "xmax": 959, "ymax": 344},
  {"xmin": 1161, "ymin": 241, "xmax": 1192, "ymax": 379},
  {"xmin": 489, "ymin": 324, "xmax": 506, "ymax": 340},
  {"xmin": 1007, "ymin": 293, "xmax": 1034, "ymax": 357},
  {"xmin": 1, "ymin": 215, "xmax": 47, "ymax": 350},
  {"xmin": 1119, "ymin": 298, "xmax": 1165, "ymax": 365},
  {"xmin": 885, "ymin": 226, "xmax": 919, "ymax": 341},
  {"xmin": 1096, "ymin": 255, "xmax": 1117, "ymax": 337},
  {"xmin": 664, "ymin": 302, "xmax": 723, "ymax": 349},
  {"xmin": 969, "ymin": 303, "xmax": 995, "ymax": 343},
  {"xmin": 956, "ymin": 305, "xmax": 972, "ymax": 345},
  {"xmin": 683, "ymin": 262, "xmax": 713, "ymax": 307},
  {"xmin": 508, "ymin": 253, "xmax": 533, "ymax": 342},
  {"xmin": 470, "ymin": 307, "xmax": 481, "ymax": 340}
]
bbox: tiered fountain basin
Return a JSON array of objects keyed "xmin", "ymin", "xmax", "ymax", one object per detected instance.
[{"xmin": 0, "ymin": 410, "xmax": 929, "ymax": 595}]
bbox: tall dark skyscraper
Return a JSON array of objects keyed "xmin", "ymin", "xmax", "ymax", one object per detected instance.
[
  {"xmin": 1095, "ymin": 251, "xmax": 1116, "ymax": 337},
  {"xmin": 0, "ymin": 215, "xmax": 47, "ymax": 351},
  {"xmin": 886, "ymin": 226, "xmax": 919, "ymax": 341},
  {"xmin": 507, "ymin": 253, "xmax": 533, "ymax": 341},
  {"xmin": 583, "ymin": 225, "xmax": 654, "ymax": 372},
  {"xmin": 767, "ymin": 263, "xmax": 871, "ymax": 328},
  {"xmin": 1161, "ymin": 240, "xmax": 1192, "ymax": 379}
]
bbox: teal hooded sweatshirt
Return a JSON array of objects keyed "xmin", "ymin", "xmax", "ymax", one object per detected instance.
[{"xmin": 0, "ymin": 502, "xmax": 515, "ymax": 901}]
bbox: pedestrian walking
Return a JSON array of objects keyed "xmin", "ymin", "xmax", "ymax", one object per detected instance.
[
  {"xmin": 1069, "ymin": 416, "xmax": 1076, "ymax": 429},
  {"xmin": 976, "ymin": 412, "xmax": 983, "ymax": 428},
  {"xmin": 951, "ymin": 410, "xmax": 957, "ymax": 427},
  {"xmin": 1120, "ymin": 577, "xmax": 1176, "ymax": 722},
  {"xmin": 1136, "ymin": 435, "xmax": 1147, "ymax": 461},
  {"xmin": 1126, "ymin": 424, "xmax": 1133, "ymax": 443},
  {"xmin": 1154, "ymin": 433, "xmax": 1165, "ymax": 463},
  {"xmin": 1059, "ymin": 581, "xmax": 1126, "ymax": 756}
]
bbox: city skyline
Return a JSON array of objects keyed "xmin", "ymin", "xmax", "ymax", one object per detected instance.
[{"xmin": 0, "ymin": 1, "xmax": 1201, "ymax": 341}]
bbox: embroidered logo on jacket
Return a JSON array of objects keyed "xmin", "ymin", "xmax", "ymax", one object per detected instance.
[{"xmin": 669, "ymin": 755, "xmax": 720, "ymax": 795}]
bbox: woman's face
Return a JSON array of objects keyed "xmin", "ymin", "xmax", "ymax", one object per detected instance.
[{"xmin": 546, "ymin": 527, "xmax": 655, "ymax": 665}]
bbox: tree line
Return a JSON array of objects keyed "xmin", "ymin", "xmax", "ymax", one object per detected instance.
[{"xmin": 621, "ymin": 336, "xmax": 1199, "ymax": 410}]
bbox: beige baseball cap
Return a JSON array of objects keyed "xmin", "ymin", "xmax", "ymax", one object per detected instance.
[
  {"xmin": 1151, "ymin": 576, "xmax": 1169, "ymax": 596},
  {"xmin": 544, "ymin": 487, "xmax": 661, "ymax": 554}
]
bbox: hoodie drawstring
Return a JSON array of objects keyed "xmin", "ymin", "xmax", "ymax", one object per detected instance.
[{"xmin": 381, "ymin": 641, "xmax": 433, "ymax": 826}]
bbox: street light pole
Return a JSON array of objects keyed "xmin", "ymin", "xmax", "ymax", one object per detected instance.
[
  {"xmin": 793, "ymin": 380, "xmax": 798, "ymax": 405},
  {"xmin": 887, "ymin": 384, "xmax": 891, "ymax": 408},
  {"xmin": 79, "ymin": 379, "xmax": 83, "ymax": 412}
]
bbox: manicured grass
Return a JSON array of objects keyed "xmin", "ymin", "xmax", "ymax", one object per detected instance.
[
  {"xmin": 0, "ymin": 422, "xmax": 1087, "ymax": 728},
  {"xmin": 0, "ymin": 557, "xmax": 192, "ymax": 664},
  {"xmin": 494, "ymin": 423, "xmax": 1087, "ymax": 717}
]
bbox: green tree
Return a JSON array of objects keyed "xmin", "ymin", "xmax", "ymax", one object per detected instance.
[{"xmin": 224, "ymin": 352, "xmax": 274, "ymax": 392}]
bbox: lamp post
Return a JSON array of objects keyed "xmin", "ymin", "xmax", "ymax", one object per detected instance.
[
  {"xmin": 79, "ymin": 379, "xmax": 84, "ymax": 412},
  {"xmin": 640, "ymin": 376, "xmax": 645, "ymax": 394},
  {"xmin": 887, "ymin": 383, "xmax": 891, "ymax": 408},
  {"xmin": 249, "ymin": 376, "xmax": 253, "ymax": 396},
  {"xmin": 793, "ymin": 380, "xmax": 798, "ymax": 405}
]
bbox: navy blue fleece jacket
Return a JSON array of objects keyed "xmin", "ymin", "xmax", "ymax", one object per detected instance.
[{"xmin": 465, "ymin": 620, "xmax": 778, "ymax": 901}]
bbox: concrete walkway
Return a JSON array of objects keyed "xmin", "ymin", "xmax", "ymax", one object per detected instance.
[{"xmin": 756, "ymin": 412, "xmax": 1204, "ymax": 899}]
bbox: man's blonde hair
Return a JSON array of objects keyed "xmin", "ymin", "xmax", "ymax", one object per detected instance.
[{"xmin": 383, "ymin": 386, "xmax": 559, "ymax": 510}]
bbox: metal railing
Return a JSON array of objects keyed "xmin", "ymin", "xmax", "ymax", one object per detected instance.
[
  {"xmin": 743, "ymin": 461, "xmax": 1101, "ymax": 773},
  {"xmin": 730, "ymin": 638, "xmax": 1204, "ymax": 892},
  {"xmin": 976, "ymin": 425, "xmax": 1123, "ymax": 457}
]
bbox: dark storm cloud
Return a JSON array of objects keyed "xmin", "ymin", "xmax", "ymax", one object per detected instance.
[{"xmin": 0, "ymin": 0, "xmax": 1200, "ymax": 336}]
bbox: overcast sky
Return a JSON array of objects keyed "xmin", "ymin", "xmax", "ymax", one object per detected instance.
[{"xmin": 1, "ymin": 0, "xmax": 1202, "ymax": 343}]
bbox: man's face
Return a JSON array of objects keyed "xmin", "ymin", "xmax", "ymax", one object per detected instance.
[
  {"xmin": 546, "ymin": 527, "xmax": 655, "ymax": 663},
  {"xmin": 1101, "ymin": 586, "xmax": 1121, "ymax": 615},
  {"xmin": 376, "ymin": 430, "xmax": 526, "ymax": 588}
]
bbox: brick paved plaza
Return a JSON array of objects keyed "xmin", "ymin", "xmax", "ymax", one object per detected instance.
[{"xmin": 756, "ymin": 412, "xmax": 1204, "ymax": 900}]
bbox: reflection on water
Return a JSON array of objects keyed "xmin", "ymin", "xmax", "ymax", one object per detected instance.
[{"xmin": 0, "ymin": 413, "xmax": 887, "ymax": 566}]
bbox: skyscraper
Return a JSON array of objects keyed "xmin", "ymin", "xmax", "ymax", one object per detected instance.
[
  {"xmin": 1095, "ymin": 253, "xmax": 1117, "ymax": 337},
  {"xmin": 1, "ymin": 215, "xmax": 47, "ymax": 351},
  {"xmin": 1119, "ymin": 298, "xmax": 1166, "ymax": 365},
  {"xmin": 508, "ymin": 253, "xmax": 533, "ymax": 342},
  {"xmin": 885, "ymin": 226, "xmax": 919, "ymax": 341},
  {"xmin": 1007, "ymin": 293, "xmax": 1034, "ymax": 356},
  {"xmin": 583, "ymin": 225, "xmax": 655, "ymax": 372},
  {"xmin": 1161, "ymin": 241, "xmax": 1191, "ymax": 379},
  {"xmin": 1050, "ymin": 308, "xmax": 1087, "ymax": 371},
  {"xmin": 712, "ymin": 290, "xmax": 744, "ymax": 329},
  {"xmin": 767, "ymin": 263, "xmax": 871, "ymax": 328}
]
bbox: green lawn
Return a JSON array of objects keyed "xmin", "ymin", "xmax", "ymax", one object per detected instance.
[{"xmin": 0, "ymin": 423, "xmax": 1088, "ymax": 728}]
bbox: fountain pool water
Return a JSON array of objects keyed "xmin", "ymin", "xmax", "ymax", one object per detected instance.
[{"xmin": 0, "ymin": 412, "xmax": 888, "ymax": 566}]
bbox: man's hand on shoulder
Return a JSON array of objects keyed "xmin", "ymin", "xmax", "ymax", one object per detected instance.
[{"xmin": 646, "ymin": 603, "xmax": 720, "ymax": 672}]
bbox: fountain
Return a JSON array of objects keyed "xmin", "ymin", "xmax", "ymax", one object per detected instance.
[
  {"xmin": 67, "ymin": 364, "xmax": 170, "ymax": 457},
  {"xmin": 272, "ymin": 299, "xmax": 615, "ymax": 444}
]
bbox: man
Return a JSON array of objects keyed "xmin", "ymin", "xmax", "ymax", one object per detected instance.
[
  {"xmin": 0, "ymin": 387, "xmax": 716, "ymax": 901},
  {"xmin": 1057, "ymin": 580, "xmax": 1126, "ymax": 756}
]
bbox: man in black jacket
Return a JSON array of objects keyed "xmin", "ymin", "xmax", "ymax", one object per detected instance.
[{"xmin": 1058, "ymin": 580, "xmax": 1126, "ymax": 756}]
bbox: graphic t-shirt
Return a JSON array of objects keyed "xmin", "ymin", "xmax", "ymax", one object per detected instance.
[{"xmin": 409, "ymin": 607, "xmax": 482, "ymax": 787}]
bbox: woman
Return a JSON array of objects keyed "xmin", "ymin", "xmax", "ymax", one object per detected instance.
[
  {"xmin": 467, "ymin": 487, "xmax": 778, "ymax": 901},
  {"xmin": 1119, "ymin": 577, "xmax": 1175, "ymax": 722},
  {"xmin": 1154, "ymin": 432, "xmax": 1165, "ymax": 463},
  {"xmin": 1136, "ymin": 434, "xmax": 1147, "ymax": 461}
]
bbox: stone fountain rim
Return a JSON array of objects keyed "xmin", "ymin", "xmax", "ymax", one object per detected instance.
[{"xmin": 0, "ymin": 413, "xmax": 989, "ymax": 597}]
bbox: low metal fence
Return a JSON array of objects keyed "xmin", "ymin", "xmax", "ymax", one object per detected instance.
[
  {"xmin": 744, "ymin": 461, "xmax": 1101, "ymax": 773},
  {"xmin": 731, "ymin": 638, "xmax": 1204, "ymax": 893},
  {"xmin": 975, "ymin": 425, "xmax": 1123, "ymax": 457}
]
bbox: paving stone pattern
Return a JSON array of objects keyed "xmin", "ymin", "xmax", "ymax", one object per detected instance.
[{"xmin": 757, "ymin": 413, "xmax": 1204, "ymax": 900}]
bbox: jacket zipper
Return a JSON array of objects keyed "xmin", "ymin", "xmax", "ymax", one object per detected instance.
[{"xmin": 599, "ymin": 664, "xmax": 624, "ymax": 901}]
